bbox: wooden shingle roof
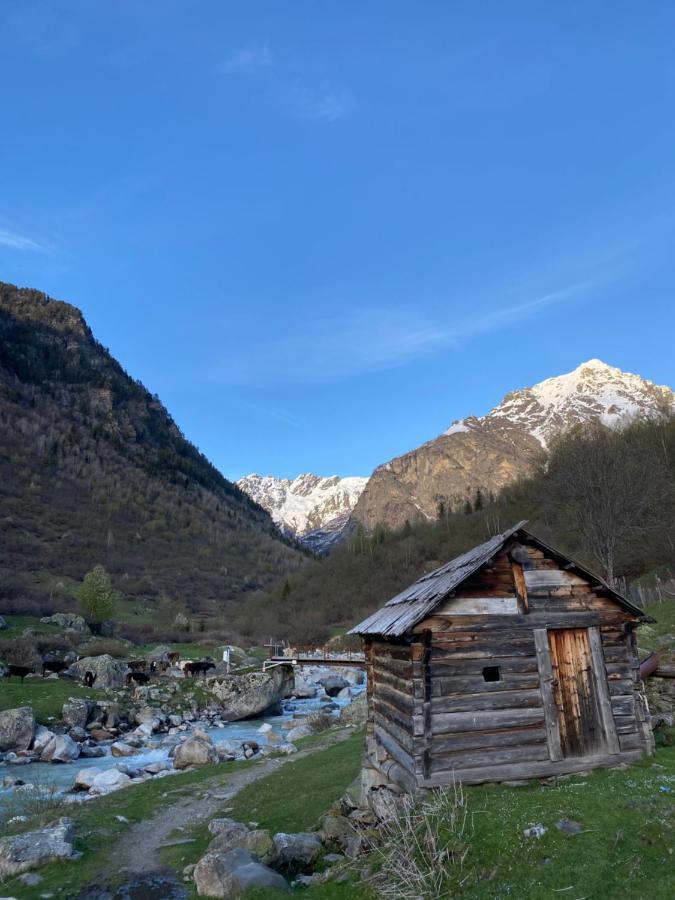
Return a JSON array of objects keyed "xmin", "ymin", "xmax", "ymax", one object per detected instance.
[{"xmin": 349, "ymin": 521, "xmax": 646, "ymax": 637}]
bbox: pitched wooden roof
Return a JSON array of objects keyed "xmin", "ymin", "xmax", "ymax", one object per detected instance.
[{"xmin": 349, "ymin": 521, "xmax": 646, "ymax": 637}]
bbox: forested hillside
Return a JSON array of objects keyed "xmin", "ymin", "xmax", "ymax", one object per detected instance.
[
  {"xmin": 0, "ymin": 282, "xmax": 302, "ymax": 617},
  {"xmin": 235, "ymin": 416, "xmax": 675, "ymax": 644}
]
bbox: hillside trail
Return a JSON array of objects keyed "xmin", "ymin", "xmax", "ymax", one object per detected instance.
[{"xmin": 109, "ymin": 729, "xmax": 353, "ymax": 878}]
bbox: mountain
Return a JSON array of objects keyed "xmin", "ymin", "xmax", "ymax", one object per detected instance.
[
  {"xmin": 0, "ymin": 282, "xmax": 302, "ymax": 617},
  {"xmin": 352, "ymin": 359, "xmax": 674, "ymax": 531},
  {"xmin": 237, "ymin": 473, "xmax": 368, "ymax": 552}
]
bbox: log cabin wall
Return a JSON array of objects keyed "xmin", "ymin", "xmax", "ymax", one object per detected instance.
[{"xmin": 405, "ymin": 541, "xmax": 649, "ymax": 786}]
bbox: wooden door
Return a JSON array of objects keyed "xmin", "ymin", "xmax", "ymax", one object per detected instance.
[{"xmin": 548, "ymin": 628, "xmax": 603, "ymax": 758}]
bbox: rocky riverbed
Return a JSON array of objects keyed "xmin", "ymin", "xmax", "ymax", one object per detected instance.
[{"xmin": 0, "ymin": 664, "xmax": 366, "ymax": 810}]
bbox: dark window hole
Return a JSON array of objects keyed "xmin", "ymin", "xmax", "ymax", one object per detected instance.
[{"xmin": 482, "ymin": 666, "xmax": 501, "ymax": 683}]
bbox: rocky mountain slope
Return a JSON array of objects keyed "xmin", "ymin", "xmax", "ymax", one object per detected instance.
[
  {"xmin": 0, "ymin": 282, "xmax": 302, "ymax": 614},
  {"xmin": 237, "ymin": 473, "xmax": 367, "ymax": 552},
  {"xmin": 352, "ymin": 359, "xmax": 674, "ymax": 531}
]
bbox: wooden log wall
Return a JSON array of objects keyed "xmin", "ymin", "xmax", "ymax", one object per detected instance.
[
  {"xmin": 368, "ymin": 638, "xmax": 418, "ymax": 777},
  {"xmin": 406, "ymin": 542, "xmax": 647, "ymax": 782}
]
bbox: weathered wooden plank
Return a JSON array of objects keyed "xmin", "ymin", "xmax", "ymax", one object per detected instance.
[
  {"xmin": 374, "ymin": 683, "xmax": 414, "ymax": 715},
  {"xmin": 533, "ymin": 628, "xmax": 563, "ymax": 762},
  {"xmin": 373, "ymin": 724, "xmax": 416, "ymax": 773},
  {"xmin": 431, "ymin": 707, "xmax": 544, "ymax": 735},
  {"xmin": 373, "ymin": 711, "xmax": 415, "ymax": 753},
  {"xmin": 430, "ymin": 725, "xmax": 546, "ymax": 755},
  {"xmin": 435, "ymin": 596, "xmax": 520, "ymax": 616},
  {"xmin": 430, "ymin": 743, "xmax": 549, "ymax": 774},
  {"xmin": 371, "ymin": 644, "xmax": 411, "ymax": 663},
  {"xmin": 370, "ymin": 656, "xmax": 413, "ymax": 679},
  {"xmin": 432, "ymin": 672, "xmax": 540, "ymax": 695},
  {"xmin": 607, "ymin": 678, "xmax": 635, "ymax": 696},
  {"xmin": 418, "ymin": 610, "xmax": 630, "ymax": 633},
  {"xmin": 611, "ymin": 695, "xmax": 636, "ymax": 718},
  {"xmin": 420, "ymin": 749, "xmax": 644, "ymax": 787},
  {"xmin": 524, "ymin": 569, "xmax": 589, "ymax": 588},
  {"xmin": 372, "ymin": 664, "xmax": 414, "ymax": 696},
  {"xmin": 601, "ymin": 645, "xmax": 633, "ymax": 664},
  {"xmin": 613, "ymin": 715, "xmax": 639, "ymax": 734},
  {"xmin": 431, "ymin": 689, "xmax": 543, "ymax": 714},
  {"xmin": 430, "ymin": 656, "xmax": 539, "ymax": 677},
  {"xmin": 588, "ymin": 625, "xmax": 620, "ymax": 755},
  {"xmin": 618, "ymin": 731, "xmax": 643, "ymax": 751}
]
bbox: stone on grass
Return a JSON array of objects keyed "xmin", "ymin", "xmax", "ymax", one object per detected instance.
[
  {"xmin": 0, "ymin": 817, "xmax": 78, "ymax": 877},
  {"xmin": 0, "ymin": 707, "xmax": 35, "ymax": 753},
  {"xmin": 194, "ymin": 847, "xmax": 288, "ymax": 898},
  {"xmin": 286, "ymin": 724, "xmax": 312, "ymax": 743},
  {"xmin": 62, "ymin": 698, "xmax": 93, "ymax": 729},
  {"xmin": 41, "ymin": 733, "xmax": 80, "ymax": 763},
  {"xmin": 555, "ymin": 818, "xmax": 583, "ymax": 834},
  {"xmin": 40, "ymin": 612, "xmax": 90, "ymax": 633},
  {"xmin": 173, "ymin": 732, "xmax": 218, "ymax": 769},
  {"xmin": 272, "ymin": 832, "xmax": 322, "ymax": 867},
  {"xmin": 88, "ymin": 768, "xmax": 131, "ymax": 795},
  {"xmin": 207, "ymin": 821, "xmax": 277, "ymax": 866},
  {"xmin": 67, "ymin": 654, "xmax": 128, "ymax": 689}
]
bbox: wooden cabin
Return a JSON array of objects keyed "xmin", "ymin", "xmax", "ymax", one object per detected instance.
[{"xmin": 350, "ymin": 522, "xmax": 654, "ymax": 792}]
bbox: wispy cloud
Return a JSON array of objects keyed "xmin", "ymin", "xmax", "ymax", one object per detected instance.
[
  {"xmin": 207, "ymin": 276, "xmax": 604, "ymax": 387},
  {"xmin": 220, "ymin": 41, "xmax": 272, "ymax": 75},
  {"xmin": 286, "ymin": 80, "xmax": 355, "ymax": 122},
  {"xmin": 0, "ymin": 227, "xmax": 45, "ymax": 252}
]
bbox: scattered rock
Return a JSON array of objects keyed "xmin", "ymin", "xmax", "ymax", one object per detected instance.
[
  {"xmin": 40, "ymin": 612, "xmax": 90, "ymax": 634},
  {"xmin": 317, "ymin": 675, "xmax": 349, "ymax": 697},
  {"xmin": 0, "ymin": 707, "xmax": 35, "ymax": 753},
  {"xmin": 286, "ymin": 724, "xmax": 312, "ymax": 742},
  {"xmin": 32, "ymin": 725, "xmax": 55, "ymax": 755},
  {"xmin": 173, "ymin": 732, "xmax": 218, "ymax": 769},
  {"xmin": 67, "ymin": 655, "xmax": 128, "ymax": 689},
  {"xmin": 88, "ymin": 768, "xmax": 131, "ymax": 795},
  {"xmin": 273, "ymin": 832, "xmax": 322, "ymax": 867},
  {"xmin": 523, "ymin": 823, "xmax": 547, "ymax": 839},
  {"xmin": 62, "ymin": 699, "xmax": 94, "ymax": 729},
  {"xmin": 194, "ymin": 847, "xmax": 288, "ymax": 898},
  {"xmin": 41, "ymin": 733, "xmax": 80, "ymax": 763},
  {"xmin": 0, "ymin": 817, "xmax": 78, "ymax": 877},
  {"xmin": 110, "ymin": 741, "xmax": 137, "ymax": 757}
]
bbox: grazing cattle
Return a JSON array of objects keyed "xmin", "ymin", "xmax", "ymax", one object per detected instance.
[
  {"xmin": 183, "ymin": 661, "xmax": 216, "ymax": 678},
  {"xmin": 126, "ymin": 671, "xmax": 150, "ymax": 686},
  {"xmin": 4, "ymin": 665, "xmax": 35, "ymax": 683},
  {"xmin": 128, "ymin": 660, "xmax": 147, "ymax": 672},
  {"xmin": 167, "ymin": 651, "xmax": 181, "ymax": 665},
  {"xmin": 83, "ymin": 670, "xmax": 97, "ymax": 688},
  {"xmin": 42, "ymin": 659, "xmax": 68, "ymax": 677}
]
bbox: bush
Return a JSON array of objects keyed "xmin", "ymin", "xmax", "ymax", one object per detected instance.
[
  {"xmin": 75, "ymin": 638, "xmax": 129, "ymax": 659},
  {"xmin": 0, "ymin": 636, "xmax": 41, "ymax": 668},
  {"xmin": 306, "ymin": 709, "xmax": 335, "ymax": 733}
]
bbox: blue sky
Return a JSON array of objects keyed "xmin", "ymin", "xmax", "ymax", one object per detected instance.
[{"xmin": 1, "ymin": 1, "xmax": 675, "ymax": 481}]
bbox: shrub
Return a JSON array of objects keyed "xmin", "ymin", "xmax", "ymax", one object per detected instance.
[
  {"xmin": 75, "ymin": 638, "xmax": 129, "ymax": 659},
  {"xmin": 0, "ymin": 636, "xmax": 41, "ymax": 668},
  {"xmin": 306, "ymin": 709, "xmax": 335, "ymax": 733}
]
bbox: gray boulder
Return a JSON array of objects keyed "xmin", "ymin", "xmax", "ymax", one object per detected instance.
[
  {"xmin": 206, "ymin": 820, "xmax": 277, "ymax": 866},
  {"xmin": 273, "ymin": 832, "xmax": 322, "ymax": 867},
  {"xmin": 67, "ymin": 654, "xmax": 128, "ymax": 689},
  {"xmin": 173, "ymin": 731, "xmax": 218, "ymax": 769},
  {"xmin": 194, "ymin": 847, "xmax": 288, "ymax": 898},
  {"xmin": 32, "ymin": 725, "xmax": 55, "ymax": 755},
  {"xmin": 0, "ymin": 818, "xmax": 78, "ymax": 877},
  {"xmin": 286, "ymin": 724, "xmax": 312, "ymax": 742},
  {"xmin": 291, "ymin": 674, "xmax": 317, "ymax": 699},
  {"xmin": 317, "ymin": 674, "xmax": 349, "ymax": 697},
  {"xmin": 40, "ymin": 612, "xmax": 90, "ymax": 634},
  {"xmin": 41, "ymin": 733, "xmax": 80, "ymax": 763},
  {"xmin": 0, "ymin": 707, "xmax": 35, "ymax": 752},
  {"xmin": 110, "ymin": 741, "xmax": 137, "ymax": 757},
  {"xmin": 62, "ymin": 698, "xmax": 93, "ymax": 729},
  {"xmin": 88, "ymin": 768, "xmax": 131, "ymax": 795},
  {"xmin": 206, "ymin": 666, "xmax": 294, "ymax": 721}
]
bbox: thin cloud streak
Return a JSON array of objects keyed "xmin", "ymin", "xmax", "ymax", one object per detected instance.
[
  {"xmin": 220, "ymin": 41, "xmax": 272, "ymax": 75},
  {"xmin": 0, "ymin": 227, "xmax": 45, "ymax": 252},
  {"xmin": 207, "ymin": 277, "xmax": 601, "ymax": 387},
  {"xmin": 286, "ymin": 80, "xmax": 355, "ymax": 122}
]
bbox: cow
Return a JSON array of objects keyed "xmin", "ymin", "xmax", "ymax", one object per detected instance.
[
  {"xmin": 83, "ymin": 670, "xmax": 97, "ymax": 688},
  {"xmin": 127, "ymin": 660, "xmax": 147, "ymax": 672},
  {"xmin": 167, "ymin": 651, "xmax": 181, "ymax": 665},
  {"xmin": 183, "ymin": 660, "xmax": 216, "ymax": 678},
  {"xmin": 126, "ymin": 671, "xmax": 150, "ymax": 686},
  {"xmin": 42, "ymin": 659, "xmax": 68, "ymax": 677},
  {"xmin": 4, "ymin": 665, "xmax": 35, "ymax": 683}
]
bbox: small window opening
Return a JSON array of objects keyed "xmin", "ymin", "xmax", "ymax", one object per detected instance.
[{"xmin": 482, "ymin": 666, "xmax": 501, "ymax": 683}]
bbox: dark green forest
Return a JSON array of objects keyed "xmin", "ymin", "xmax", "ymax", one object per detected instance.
[{"xmin": 233, "ymin": 416, "xmax": 675, "ymax": 644}]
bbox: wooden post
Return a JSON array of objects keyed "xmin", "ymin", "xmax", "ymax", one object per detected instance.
[
  {"xmin": 533, "ymin": 628, "xmax": 563, "ymax": 761},
  {"xmin": 587, "ymin": 626, "xmax": 621, "ymax": 754}
]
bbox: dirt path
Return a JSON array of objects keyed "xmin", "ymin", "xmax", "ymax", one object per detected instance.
[{"xmin": 111, "ymin": 730, "xmax": 352, "ymax": 877}]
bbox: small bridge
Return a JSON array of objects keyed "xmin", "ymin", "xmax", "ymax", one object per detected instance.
[{"xmin": 262, "ymin": 650, "xmax": 366, "ymax": 672}]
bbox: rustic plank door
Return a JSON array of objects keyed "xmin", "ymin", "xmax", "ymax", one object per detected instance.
[{"xmin": 547, "ymin": 628, "xmax": 604, "ymax": 758}]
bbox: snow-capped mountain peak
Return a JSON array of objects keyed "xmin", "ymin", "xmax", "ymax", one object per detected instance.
[
  {"xmin": 445, "ymin": 359, "xmax": 674, "ymax": 447},
  {"xmin": 237, "ymin": 472, "xmax": 368, "ymax": 548}
]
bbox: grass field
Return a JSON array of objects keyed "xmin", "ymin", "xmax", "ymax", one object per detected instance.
[{"xmin": 0, "ymin": 678, "xmax": 106, "ymax": 723}]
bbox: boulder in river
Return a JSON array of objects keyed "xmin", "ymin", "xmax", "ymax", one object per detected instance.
[
  {"xmin": 88, "ymin": 768, "xmax": 132, "ymax": 795},
  {"xmin": 0, "ymin": 707, "xmax": 35, "ymax": 752},
  {"xmin": 317, "ymin": 674, "xmax": 350, "ymax": 697},
  {"xmin": 67, "ymin": 654, "xmax": 128, "ymax": 689},
  {"xmin": 194, "ymin": 847, "xmax": 288, "ymax": 898},
  {"xmin": 110, "ymin": 741, "xmax": 137, "ymax": 757},
  {"xmin": 0, "ymin": 817, "xmax": 78, "ymax": 877},
  {"xmin": 173, "ymin": 731, "xmax": 219, "ymax": 769},
  {"xmin": 206, "ymin": 666, "xmax": 294, "ymax": 721},
  {"xmin": 32, "ymin": 724, "xmax": 55, "ymax": 755},
  {"xmin": 41, "ymin": 733, "xmax": 80, "ymax": 763}
]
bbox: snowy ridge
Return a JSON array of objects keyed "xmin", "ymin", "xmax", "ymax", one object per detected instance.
[
  {"xmin": 444, "ymin": 359, "xmax": 674, "ymax": 447},
  {"xmin": 237, "ymin": 472, "xmax": 368, "ymax": 545}
]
